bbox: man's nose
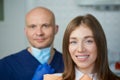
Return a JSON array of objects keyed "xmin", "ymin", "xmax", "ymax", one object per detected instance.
[{"xmin": 36, "ymin": 27, "xmax": 44, "ymax": 36}]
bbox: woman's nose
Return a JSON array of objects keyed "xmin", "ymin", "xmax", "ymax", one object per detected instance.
[{"xmin": 77, "ymin": 42, "xmax": 85, "ymax": 52}]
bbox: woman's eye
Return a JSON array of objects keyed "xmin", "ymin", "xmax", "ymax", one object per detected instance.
[
  {"xmin": 70, "ymin": 41, "xmax": 77, "ymax": 44},
  {"xmin": 85, "ymin": 39, "xmax": 94, "ymax": 44}
]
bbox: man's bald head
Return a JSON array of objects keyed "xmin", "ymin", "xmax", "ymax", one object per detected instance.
[{"xmin": 25, "ymin": 7, "xmax": 55, "ymax": 25}]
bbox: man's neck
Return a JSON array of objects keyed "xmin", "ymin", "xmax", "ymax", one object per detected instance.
[{"xmin": 27, "ymin": 46, "xmax": 55, "ymax": 64}]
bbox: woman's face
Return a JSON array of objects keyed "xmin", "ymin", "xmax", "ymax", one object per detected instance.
[{"xmin": 69, "ymin": 24, "xmax": 97, "ymax": 73}]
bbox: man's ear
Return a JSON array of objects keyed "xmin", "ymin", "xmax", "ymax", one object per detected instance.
[
  {"xmin": 54, "ymin": 25, "xmax": 59, "ymax": 34},
  {"xmin": 24, "ymin": 27, "xmax": 27, "ymax": 35}
]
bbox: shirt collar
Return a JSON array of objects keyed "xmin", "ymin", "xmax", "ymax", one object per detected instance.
[{"xmin": 75, "ymin": 67, "xmax": 97, "ymax": 80}]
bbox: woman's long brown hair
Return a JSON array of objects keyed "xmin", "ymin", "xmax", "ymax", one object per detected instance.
[{"xmin": 62, "ymin": 14, "xmax": 120, "ymax": 80}]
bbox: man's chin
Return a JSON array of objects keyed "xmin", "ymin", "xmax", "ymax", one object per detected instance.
[{"xmin": 35, "ymin": 45, "xmax": 50, "ymax": 49}]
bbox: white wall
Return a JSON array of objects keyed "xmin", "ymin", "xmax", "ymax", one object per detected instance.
[
  {"xmin": 0, "ymin": 0, "xmax": 120, "ymax": 62},
  {"xmin": 0, "ymin": 0, "xmax": 27, "ymax": 58}
]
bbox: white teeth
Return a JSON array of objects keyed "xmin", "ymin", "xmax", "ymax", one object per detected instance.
[{"xmin": 76, "ymin": 55, "xmax": 88, "ymax": 59}]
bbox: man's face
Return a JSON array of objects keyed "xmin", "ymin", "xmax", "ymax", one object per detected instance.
[{"xmin": 25, "ymin": 10, "xmax": 58, "ymax": 49}]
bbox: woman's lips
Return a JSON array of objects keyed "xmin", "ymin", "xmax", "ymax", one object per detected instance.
[{"xmin": 76, "ymin": 54, "xmax": 89, "ymax": 61}]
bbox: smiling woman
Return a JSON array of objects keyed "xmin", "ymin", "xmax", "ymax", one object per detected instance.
[
  {"xmin": 0, "ymin": 0, "xmax": 4, "ymax": 21},
  {"xmin": 43, "ymin": 14, "xmax": 120, "ymax": 80}
]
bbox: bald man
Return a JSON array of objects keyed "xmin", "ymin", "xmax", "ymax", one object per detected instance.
[{"xmin": 0, "ymin": 7, "xmax": 64, "ymax": 80}]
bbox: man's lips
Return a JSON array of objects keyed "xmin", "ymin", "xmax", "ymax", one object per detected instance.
[{"xmin": 35, "ymin": 38, "xmax": 45, "ymax": 42}]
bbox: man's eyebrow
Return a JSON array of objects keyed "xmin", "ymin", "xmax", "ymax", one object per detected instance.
[{"xmin": 27, "ymin": 24, "xmax": 36, "ymax": 27}]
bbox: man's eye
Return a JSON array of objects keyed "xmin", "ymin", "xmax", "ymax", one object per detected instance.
[
  {"xmin": 31, "ymin": 25, "xmax": 36, "ymax": 28},
  {"xmin": 28, "ymin": 25, "xmax": 36, "ymax": 28},
  {"xmin": 42, "ymin": 24, "xmax": 50, "ymax": 28}
]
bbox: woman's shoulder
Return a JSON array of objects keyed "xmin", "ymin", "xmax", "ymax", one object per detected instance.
[{"xmin": 44, "ymin": 73, "xmax": 63, "ymax": 80}]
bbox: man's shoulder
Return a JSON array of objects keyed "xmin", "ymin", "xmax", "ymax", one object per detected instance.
[
  {"xmin": 0, "ymin": 49, "xmax": 29, "ymax": 64},
  {"xmin": 53, "ymin": 48, "xmax": 63, "ymax": 60},
  {"xmin": 54, "ymin": 48, "xmax": 62, "ymax": 55},
  {"xmin": 0, "ymin": 48, "xmax": 38, "ymax": 72}
]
